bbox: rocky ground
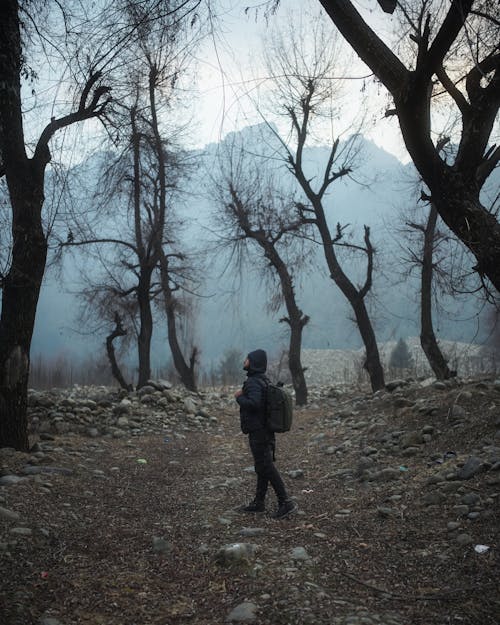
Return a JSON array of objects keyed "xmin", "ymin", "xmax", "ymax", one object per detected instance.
[{"xmin": 0, "ymin": 377, "xmax": 499, "ymax": 625}]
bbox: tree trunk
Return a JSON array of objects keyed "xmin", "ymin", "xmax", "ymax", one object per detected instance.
[
  {"xmin": 287, "ymin": 318, "xmax": 309, "ymax": 405},
  {"xmin": 136, "ymin": 276, "xmax": 153, "ymax": 388},
  {"xmin": 318, "ymin": 0, "xmax": 500, "ymax": 293},
  {"xmin": 106, "ymin": 314, "xmax": 133, "ymax": 391},
  {"xmin": 158, "ymin": 251, "xmax": 198, "ymax": 392},
  {"xmin": 0, "ymin": 192, "xmax": 46, "ymax": 450},
  {"xmin": 0, "ymin": 1, "xmax": 45, "ymax": 450},
  {"xmin": 420, "ymin": 205, "xmax": 454, "ymax": 380},
  {"xmin": 262, "ymin": 242, "xmax": 309, "ymax": 405},
  {"xmin": 315, "ymin": 208, "xmax": 385, "ymax": 392}
]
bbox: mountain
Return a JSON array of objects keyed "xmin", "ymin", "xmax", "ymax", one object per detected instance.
[{"xmin": 27, "ymin": 126, "xmax": 493, "ymax": 375}]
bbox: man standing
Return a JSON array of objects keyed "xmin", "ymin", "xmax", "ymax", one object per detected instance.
[{"xmin": 234, "ymin": 349, "xmax": 297, "ymax": 519}]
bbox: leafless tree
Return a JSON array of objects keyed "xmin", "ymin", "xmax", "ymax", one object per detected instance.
[
  {"xmin": 65, "ymin": 3, "xmax": 201, "ymax": 391},
  {"xmin": 0, "ymin": 0, "xmax": 206, "ymax": 449},
  {"xmin": 214, "ymin": 149, "xmax": 310, "ymax": 404},
  {"xmin": 0, "ymin": 1, "xmax": 111, "ymax": 451},
  {"xmin": 317, "ymin": 0, "xmax": 500, "ymax": 294},
  {"xmin": 257, "ymin": 17, "xmax": 385, "ymax": 391}
]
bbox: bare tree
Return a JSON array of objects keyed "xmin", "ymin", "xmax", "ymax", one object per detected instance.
[
  {"xmin": 0, "ymin": 1, "xmax": 111, "ymax": 451},
  {"xmin": 0, "ymin": 0, "xmax": 207, "ymax": 449},
  {"xmin": 317, "ymin": 0, "xmax": 500, "ymax": 294},
  {"xmin": 64, "ymin": 2, "xmax": 201, "ymax": 391},
  {"xmin": 215, "ymin": 152, "xmax": 310, "ymax": 404},
  {"xmin": 106, "ymin": 312, "xmax": 133, "ymax": 391},
  {"xmin": 259, "ymin": 18, "xmax": 385, "ymax": 391}
]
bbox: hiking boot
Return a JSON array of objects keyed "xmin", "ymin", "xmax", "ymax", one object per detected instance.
[
  {"xmin": 273, "ymin": 499, "xmax": 298, "ymax": 519},
  {"xmin": 240, "ymin": 499, "xmax": 265, "ymax": 513}
]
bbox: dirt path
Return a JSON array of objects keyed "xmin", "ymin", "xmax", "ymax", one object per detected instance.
[{"xmin": 1, "ymin": 386, "xmax": 499, "ymax": 624}]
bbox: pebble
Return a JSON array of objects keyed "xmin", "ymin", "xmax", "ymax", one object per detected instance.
[
  {"xmin": 215, "ymin": 543, "xmax": 258, "ymax": 566},
  {"xmin": 239, "ymin": 527, "xmax": 265, "ymax": 537},
  {"xmin": 0, "ymin": 505, "xmax": 20, "ymax": 521},
  {"xmin": 227, "ymin": 601, "xmax": 258, "ymax": 622},
  {"xmin": 290, "ymin": 546, "xmax": 310, "ymax": 561},
  {"xmin": 10, "ymin": 527, "xmax": 33, "ymax": 536},
  {"xmin": 152, "ymin": 536, "xmax": 171, "ymax": 554},
  {"xmin": 456, "ymin": 533, "xmax": 473, "ymax": 545}
]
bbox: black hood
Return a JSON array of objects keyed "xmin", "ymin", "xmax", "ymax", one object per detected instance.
[{"xmin": 246, "ymin": 349, "xmax": 267, "ymax": 374}]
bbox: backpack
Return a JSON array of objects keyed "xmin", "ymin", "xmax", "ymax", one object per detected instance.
[{"xmin": 260, "ymin": 378, "xmax": 293, "ymax": 433}]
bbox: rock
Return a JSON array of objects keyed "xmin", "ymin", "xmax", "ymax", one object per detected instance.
[
  {"xmin": 0, "ymin": 506, "xmax": 20, "ymax": 521},
  {"xmin": 183, "ymin": 397, "xmax": 198, "ymax": 414},
  {"xmin": 0, "ymin": 475, "xmax": 24, "ymax": 485},
  {"xmin": 377, "ymin": 507, "xmax": 396, "ymax": 517},
  {"xmin": 227, "ymin": 602, "xmax": 258, "ymax": 622},
  {"xmin": 152, "ymin": 536, "xmax": 171, "ymax": 554},
  {"xmin": 456, "ymin": 533, "xmax": 473, "ymax": 546},
  {"xmin": 239, "ymin": 528, "xmax": 265, "ymax": 537},
  {"xmin": 290, "ymin": 546, "xmax": 310, "ymax": 561},
  {"xmin": 452, "ymin": 505, "xmax": 470, "ymax": 517},
  {"xmin": 10, "ymin": 527, "xmax": 32, "ymax": 536},
  {"xmin": 401, "ymin": 431, "xmax": 424, "ymax": 448},
  {"xmin": 450, "ymin": 405, "xmax": 467, "ymax": 420},
  {"xmin": 385, "ymin": 380, "xmax": 407, "ymax": 392},
  {"xmin": 288, "ymin": 469, "xmax": 304, "ymax": 479},
  {"xmin": 422, "ymin": 492, "xmax": 446, "ymax": 506},
  {"xmin": 461, "ymin": 492, "xmax": 481, "ymax": 505},
  {"xmin": 457, "ymin": 456, "xmax": 484, "ymax": 480},
  {"xmin": 137, "ymin": 385, "xmax": 156, "ymax": 397},
  {"xmin": 401, "ymin": 446, "xmax": 420, "ymax": 457},
  {"xmin": 215, "ymin": 543, "xmax": 258, "ymax": 566}
]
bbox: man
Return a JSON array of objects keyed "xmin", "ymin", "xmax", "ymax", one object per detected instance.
[{"xmin": 234, "ymin": 349, "xmax": 297, "ymax": 519}]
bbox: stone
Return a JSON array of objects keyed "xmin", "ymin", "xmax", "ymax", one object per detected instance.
[
  {"xmin": 0, "ymin": 506, "xmax": 20, "ymax": 521},
  {"xmin": 152, "ymin": 536, "xmax": 171, "ymax": 554},
  {"xmin": 456, "ymin": 533, "xmax": 473, "ymax": 546},
  {"xmin": 215, "ymin": 543, "xmax": 258, "ymax": 566},
  {"xmin": 421, "ymin": 492, "xmax": 446, "ymax": 506},
  {"xmin": 0, "ymin": 475, "xmax": 24, "ymax": 485},
  {"xmin": 290, "ymin": 546, "xmax": 310, "ymax": 561},
  {"xmin": 461, "ymin": 492, "xmax": 481, "ymax": 505},
  {"xmin": 10, "ymin": 527, "xmax": 32, "ymax": 536},
  {"xmin": 183, "ymin": 397, "xmax": 198, "ymax": 414},
  {"xmin": 457, "ymin": 456, "xmax": 484, "ymax": 480},
  {"xmin": 239, "ymin": 528, "xmax": 265, "ymax": 537},
  {"xmin": 401, "ymin": 431, "xmax": 424, "ymax": 448},
  {"xmin": 288, "ymin": 469, "xmax": 304, "ymax": 479},
  {"xmin": 227, "ymin": 602, "xmax": 258, "ymax": 622}
]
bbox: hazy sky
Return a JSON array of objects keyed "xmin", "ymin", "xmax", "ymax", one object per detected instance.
[{"xmin": 189, "ymin": 0, "xmax": 410, "ymax": 162}]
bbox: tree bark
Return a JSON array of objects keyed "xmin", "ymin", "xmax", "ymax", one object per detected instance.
[
  {"xmin": 158, "ymin": 250, "xmax": 198, "ymax": 392},
  {"xmin": 227, "ymin": 186, "xmax": 310, "ymax": 405},
  {"xmin": 263, "ymin": 245, "xmax": 309, "ymax": 405},
  {"xmin": 0, "ymin": 1, "xmax": 110, "ymax": 450},
  {"xmin": 131, "ymin": 106, "xmax": 155, "ymax": 388},
  {"xmin": 0, "ymin": 2, "xmax": 45, "ymax": 450},
  {"xmin": 318, "ymin": 0, "xmax": 500, "ymax": 293},
  {"xmin": 420, "ymin": 205, "xmax": 454, "ymax": 380},
  {"xmin": 106, "ymin": 314, "xmax": 133, "ymax": 391}
]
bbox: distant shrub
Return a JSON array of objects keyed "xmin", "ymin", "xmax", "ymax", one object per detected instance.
[{"xmin": 389, "ymin": 338, "xmax": 413, "ymax": 371}]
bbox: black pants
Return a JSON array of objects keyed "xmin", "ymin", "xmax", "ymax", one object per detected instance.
[{"xmin": 248, "ymin": 429, "xmax": 288, "ymax": 504}]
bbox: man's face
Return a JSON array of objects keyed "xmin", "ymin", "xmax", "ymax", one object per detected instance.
[{"xmin": 243, "ymin": 357, "xmax": 250, "ymax": 370}]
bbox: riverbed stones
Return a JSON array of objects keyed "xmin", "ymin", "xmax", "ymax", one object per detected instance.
[{"xmin": 227, "ymin": 601, "xmax": 258, "ymax": 622}]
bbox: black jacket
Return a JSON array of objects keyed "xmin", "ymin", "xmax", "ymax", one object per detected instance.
[{"xmin": 237, "ymin": 349, "xmax": 268, "ymax": 434}]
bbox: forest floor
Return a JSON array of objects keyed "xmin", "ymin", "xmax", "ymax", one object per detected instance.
[{"xmin": 1, "ymin": 379, "xmax": 499, "ymax": 625}]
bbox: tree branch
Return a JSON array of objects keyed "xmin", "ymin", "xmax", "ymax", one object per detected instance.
[{"xmin": 34, "ymin": 71, "xmax": 111, "ymax": 165}]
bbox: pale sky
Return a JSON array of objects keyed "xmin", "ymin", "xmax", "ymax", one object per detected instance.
[{"xmin": 185, "ymin": 0, "xmax": 410, "ymax": 162}]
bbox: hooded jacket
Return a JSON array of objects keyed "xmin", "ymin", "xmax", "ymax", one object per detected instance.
[{"xmin": 236, "ymin": 349, "xmax": 268, "ymax": 434}]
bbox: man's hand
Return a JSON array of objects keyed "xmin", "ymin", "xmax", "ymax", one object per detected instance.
[{"xmin": 234, "ymin": 389, "xmax": 243, "ymax": 399}]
